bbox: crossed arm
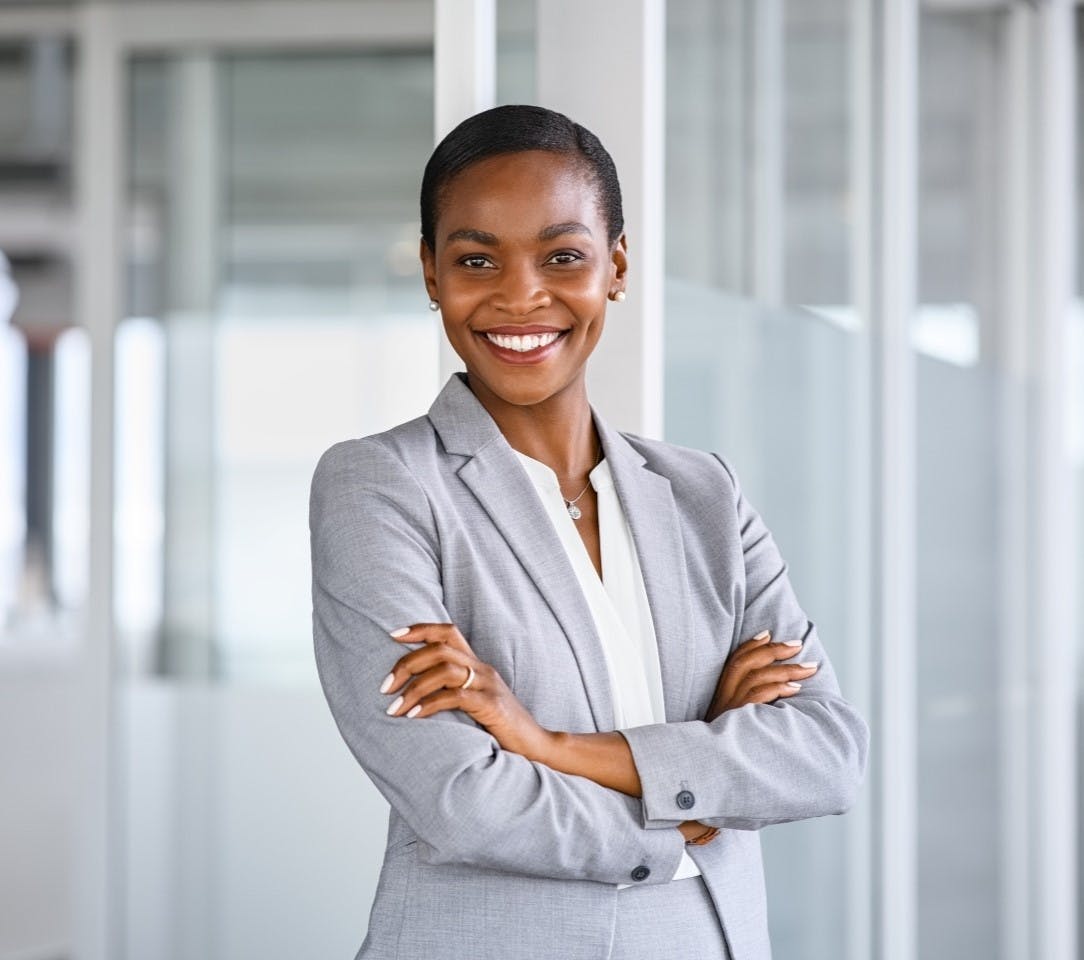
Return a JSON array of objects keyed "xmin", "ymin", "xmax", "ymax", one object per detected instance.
[
  {"xmin": 380, "ymin": 622, "xmax": 821, "ymax": 842},
  {"xmin": 312, "ymin": 439, "xmax": 868, "ymax": 882}
]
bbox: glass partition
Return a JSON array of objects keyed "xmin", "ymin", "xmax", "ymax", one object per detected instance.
[
  {"xmin": 119, "ymin": 50, "xmax": 437, "ymax": 682},
  {"xmin": 915, "ymin": 10, "xmax": 1009, "ymax": 956},
  {"xmin": 117, "ymin": 45, "xmax": 436, "ymax": 960},
  {"xmin": 666, "ymin": 2, "xmax": 867, "ymax": 957},
  {"xmin": 0, "ymin": 37, "xmax": 82, "ymax": 651}
]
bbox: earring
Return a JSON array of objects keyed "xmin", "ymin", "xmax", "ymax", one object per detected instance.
[
  {"xmin": 428, "ymin": 300, "xmax": 440, "ymax": 312},
  {"xmin": 613, "ymin": 291, "xmax": 626, "ymax": 303}
]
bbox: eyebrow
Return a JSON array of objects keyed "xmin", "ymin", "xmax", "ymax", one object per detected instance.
[
  {"xmin": 444, "ymin": 228, "xmax": 499, "ymax": 246},
  {"xmin": 443, "ymin": 222, "xmax": 594, "ymax": 246},
  {"xmin": 537, "ymin": 222, "xmax": 593, "ymax": 242}
]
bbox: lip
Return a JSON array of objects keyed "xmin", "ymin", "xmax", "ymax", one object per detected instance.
[
  {"xmin": 477, "ymin": 324, "xmax": 569, "ymax": 336},
  {"xmin": 475, "ymin": 328, "xmax": 568, "ymax": 365}
]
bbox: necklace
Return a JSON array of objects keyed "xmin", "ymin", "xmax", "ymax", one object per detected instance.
[
  {"xmin": 561, "ymin": 444, "xmax": 602, "ymax": 521},
  {"xmin": 563, "ymin": 480, "xmax": 592, "ymax": 520}
]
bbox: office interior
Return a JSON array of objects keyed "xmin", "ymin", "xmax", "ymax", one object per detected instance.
[{"xmin": 0, "ymin": 1, "xmax": 1082, "ymax": 958}]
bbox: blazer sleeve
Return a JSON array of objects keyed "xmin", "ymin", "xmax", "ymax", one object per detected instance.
[
  {"xmin": 619, "ymin": 455, "xmax": 869, "ymax": 831},
  {"xmin": 311, "ymin": 438, "xmax": 684, "ymax": 884}
]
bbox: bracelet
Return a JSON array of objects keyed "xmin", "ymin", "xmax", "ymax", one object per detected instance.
[{"xmin": 686, "ymin": 825, "xmax": 720, "ymax": 846}]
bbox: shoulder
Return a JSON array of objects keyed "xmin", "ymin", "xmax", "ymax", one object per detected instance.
[
  {"xmin": 617, "ymin": 432, "xmax": 742, "ymax": 503},
  {"xmin": 312, "ymin": 415, "xmax": 437, "ymax": 492},
  {"xmin": 310, "ymin": 415, "xmax": 444, "ymax": 529}
]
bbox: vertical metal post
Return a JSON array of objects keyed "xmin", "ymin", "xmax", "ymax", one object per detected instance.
[
  {"xmin": 536, "ymin": 0, "xmax": 666, "ymax": 438},
  {"xmin": 873, "ymin": 1, "xmax": 918, "ymax": 959},
  {"xmin": 73, "ymin": 5, "xmax": 122, "ymax": 959},
  {"xmin": 998, "ymin": 7, "xmax": 1033, "ymax": 959},
  {"xmin": 1031, "ymin": 3, "xmax": 1078, "ymax": 957},
  {"xmin": 160, "ymin": 54, "xmax": 218, "ymax": 679},
  {"xmin": 433, "ymin": 0, "xmax": 496, "ymax": 383},
  {"xmin": 748, "ymin": 0, "xmax": 784, "ymax": 306},
  {"xmin": 847, "ymin": 2, "xmax": 875, "ymax": 956}
]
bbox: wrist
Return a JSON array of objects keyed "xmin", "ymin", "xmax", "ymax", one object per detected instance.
[{"xmin": 526, "ymin": 727, "xmax": 564, "ymax": 767}]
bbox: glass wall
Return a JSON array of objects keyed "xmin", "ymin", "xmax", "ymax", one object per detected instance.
[
  {"xmin": 915, "ymin": 9, "xmax": 1008, "ymax": 957},
  {"xmin": 666, "ymin": 2, "xmax": 867, "ymax": 957},
  {"xmin": 0, "ymin": 37, "xmax": 83, "ymax": 648},
  {"xmin": 117, "ymin": 45, "xmax": 436, "ymax": 960},
  {"xmin": 118, "ymin": 50, "xmax": 437, "ymax": 681},
  {"xmin": 0, "ymin": 34, "xmax": 84, "ymax": 960}
]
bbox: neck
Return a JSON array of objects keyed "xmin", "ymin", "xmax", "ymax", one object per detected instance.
[{"xmin": 465, "ymin": 373, "xmax": 599, "ymax": 479}]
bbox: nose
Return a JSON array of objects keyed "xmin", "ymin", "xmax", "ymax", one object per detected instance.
[{"xmin": 491, "ymin": 258, "xmax": 550, "ymax": 316}]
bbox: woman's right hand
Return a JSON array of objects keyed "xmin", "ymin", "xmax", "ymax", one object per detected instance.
[{"xmin": 704, "ymin": 630, "xmax": 819, "ymax": 723}]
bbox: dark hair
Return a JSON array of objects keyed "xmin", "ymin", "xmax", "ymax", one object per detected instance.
[{"xmin": 420, "ymin": 104, "xmax": 624, "ymax": 250}]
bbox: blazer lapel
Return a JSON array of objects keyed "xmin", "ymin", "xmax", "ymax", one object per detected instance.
[
  {"xmin": 597, "ymin": 420, "xmax": 696, "ymax": 724},
  {"xmin": 429, "ymin": 376, "xmax": 616, "ymax": 731}
]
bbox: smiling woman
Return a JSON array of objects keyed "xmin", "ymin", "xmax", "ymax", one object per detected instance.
[
  {"xmin": 310, "ymin": 105, "xmax": 868, "ymax": 960},
  {"xmin": 421, "ymin": 149, "xmax": 624, "ymax": 418}
]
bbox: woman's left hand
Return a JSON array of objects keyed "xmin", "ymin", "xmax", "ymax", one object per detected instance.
[{"xmin": 382, "ymin": 623, "xmax": 555, "ymax": 763}]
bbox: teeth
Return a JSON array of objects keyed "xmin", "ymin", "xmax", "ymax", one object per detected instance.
[{"xmin": 485, "ymin": 331, "xmax": 561, "ymax": 352}]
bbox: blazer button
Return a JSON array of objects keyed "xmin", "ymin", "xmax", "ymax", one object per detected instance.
[
  {"xmin": 676, "ymin": 790, "xmax": 696, "ymax": 810},
  {"xmin": 630, "ymin": 865, "xmax": 651, "ymax": 882}
]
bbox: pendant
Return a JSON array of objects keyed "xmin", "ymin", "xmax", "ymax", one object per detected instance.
[{"xmin": 567, "ymin": 503, "xmax": 582, "ymax": 520}]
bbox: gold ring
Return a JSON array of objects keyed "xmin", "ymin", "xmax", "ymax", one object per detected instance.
[{"xmin": 461, "ymin": 666, "xmax": 475, "ymax": 690}]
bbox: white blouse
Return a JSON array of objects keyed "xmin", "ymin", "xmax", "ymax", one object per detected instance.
[{"xmin": 514, "ymin": 451, "xmax": 700, "ymax": 883}]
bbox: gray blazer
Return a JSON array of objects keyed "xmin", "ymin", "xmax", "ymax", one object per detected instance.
[{"xmin": 311, "ymin": 373, "xmax": 868, "ymax": 960}]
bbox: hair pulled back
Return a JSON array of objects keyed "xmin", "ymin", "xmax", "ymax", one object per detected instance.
[{"xmin": 420, "ymin": 104, "xmax": 624, "ymax": 250}]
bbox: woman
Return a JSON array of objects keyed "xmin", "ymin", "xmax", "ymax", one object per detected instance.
[{"xmin": 311, "ymin": 105, "xmax": 868, "ymax": 960}]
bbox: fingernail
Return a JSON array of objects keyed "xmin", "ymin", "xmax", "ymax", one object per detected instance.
[
  {"xmin": 379, "ymin": 673, "xmax": 395, "ymax": 694},
  {"xmin": 786, "ymin": 682, "xmax": 802, "ymax": 690},
  {"xmin": 753, "ymin": 630, "xmax": 770, "ymax": 641},
  {"xmin": 389, "ymin": 628, "xmax": 410, "ymax": 638},
  {"xmin": 798, "ymin": 662, "xmax": 819, "ymax": 670},
  {"xmin": 782, "ymin": 639, "xmax": 803, "ymax": 647},
  {"xmin": 406, "ymin": 705, "xmax": 421, "ymax": 719},
  {"xmin": 385, "ymin": 696, "xmax": 404, "ymax": 716}
]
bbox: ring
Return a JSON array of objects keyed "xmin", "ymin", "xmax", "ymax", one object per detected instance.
[{"xmin": 460, "ymin": 666, "xmax": 475, "ymax": 690}]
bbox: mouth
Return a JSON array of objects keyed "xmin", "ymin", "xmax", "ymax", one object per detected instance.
[
  {"xmin": 483, "ymin": 330, "xmax": 563, "ymax": 352},
  {"xmin": 475, "ymin": 327, "xmax": 569, "ymax": 364}
]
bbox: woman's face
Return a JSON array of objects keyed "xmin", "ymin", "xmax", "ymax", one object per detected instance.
[{"xmin": 421, "ymin": 150, "xmax": 627, "ymax": 412}]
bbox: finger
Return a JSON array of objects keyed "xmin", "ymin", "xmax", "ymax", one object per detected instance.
[
  {"xmin": 399, "ymin": 685, "xmax": 480, "ymax": 720},
  {"xmin": 729, "ymin": 634, "xmax": 807, "ymax": 670},
  {"xmin": 389, "ymin": 622, "xmax": 473, "ymax": 655},
  {"xmin": 741, "ymin": 681, "xmax": 805, "ymax": 705},
  {"xmin": 381, "ymin": 644, "xmax": 472, "ymax": 694},
  {"xmin": 385, "ymin": 661, "xmax": 476, "ymax": 716},
  {"xmin": 727, "ymin": 642, "xmax": 807, "ymax": 687},
  {"xmin": 717, "ymin": 631, "xmax": 772, "ymax": 702},
  {"xmin": 739, "ymin": 630, "xmax": 773, "ymax": 651},
  {"xmin": 733, "ymin": 662, "xmax": 819, "ymax": 704},
  {"xmin": 719, "ymin": 638, "xmax": 803, "ymax": 703}
]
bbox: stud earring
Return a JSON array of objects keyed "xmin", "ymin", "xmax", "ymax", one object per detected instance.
[
  {"xmin": 428, "ymin": 300, "xmax": 440, "ymax": 312},
  {"xmin": 613, "ymin": 291, "xmax": 626, "ymax": 303}
]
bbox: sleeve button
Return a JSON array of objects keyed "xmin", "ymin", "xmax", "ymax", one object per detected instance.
[
  {"xmin": 630, "ymin": 865, "xmax": 651, "ymax": 882},
  {"xmin": 676, "ymin": 790, "xmax": 696, "ymax": 810}
]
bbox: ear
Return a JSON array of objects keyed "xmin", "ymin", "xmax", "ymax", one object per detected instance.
[
  {"xmin": 609, "ymin": 234, "xmax": 628, "ymax": 297},
  {"xmin": 420, "ymin": 238, "xmax": 439, "ymax": 302}
]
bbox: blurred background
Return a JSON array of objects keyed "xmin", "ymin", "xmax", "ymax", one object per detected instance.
[{"xmin": 0, "ymin": 1, "xmax": 1080, "ymax": 958}]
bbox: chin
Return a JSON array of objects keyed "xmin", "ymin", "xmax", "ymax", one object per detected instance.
[{"xmin": 467, "ymin": 368, "xmax": 577, "ymax": 410}]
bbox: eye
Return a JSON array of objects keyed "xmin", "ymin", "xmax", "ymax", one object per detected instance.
[
  {"xmin": 459, "ymin": 255, "xmax": 495, "ymax": 269},
  {"xmin": 547, "ymin": 251, "xmax": 584, "ymax": 265}
]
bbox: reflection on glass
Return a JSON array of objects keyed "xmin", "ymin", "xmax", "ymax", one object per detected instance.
[{"xmin": 121, "ymin": 51, "xmax": 437, "ymax": 681}]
